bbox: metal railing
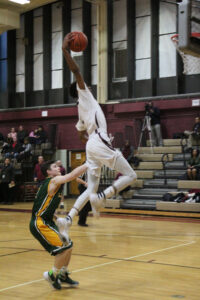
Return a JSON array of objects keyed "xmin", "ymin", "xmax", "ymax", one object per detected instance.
[
  {"xmin": 180, "ymin": 137, "xmax": 188, "ymax": 167},
  {"xmin": 161, "ymin": 153, "xmax": 170, "ymax": 185}
]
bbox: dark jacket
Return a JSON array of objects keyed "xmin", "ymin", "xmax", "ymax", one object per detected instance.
[
  {"xmin": 17, "ymin": 130, "xmax": 28, "ymax": 143},
  {"xmin": 37, "ymin": 130, "xmax": 47, "ymax": 143},
  {"xmin": 149, "ymin": 107, "xmax": 161, "ymax": 126},
  {"xmin": 0, "ymin": 164, "xmax": 15, "ymax": 183},
  {"xmin": 193, "ymin": 122, "xmax": 200, "ymax": 135}
]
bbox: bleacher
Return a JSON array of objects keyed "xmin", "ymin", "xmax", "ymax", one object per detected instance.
[
  {"xmin": 104, "ymin": 138, "xmax": 200, "ymax": 213},
  {"xmin": 0, "ymin": 141, "xmax": 55, "ymax": 202}
]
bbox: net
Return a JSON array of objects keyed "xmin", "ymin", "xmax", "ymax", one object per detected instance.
[{"xmin": 171, "ymin": 33, "xmax": 200, "ymax": 75}]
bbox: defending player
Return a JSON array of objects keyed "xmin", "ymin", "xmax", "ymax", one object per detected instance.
[
  {"xmin": 29, "ymin": 160, "xmax": 87, "ymax": 290},
  {"xmin": 62, "ymin": 33, "xmax": 137, "ymax": 225}
]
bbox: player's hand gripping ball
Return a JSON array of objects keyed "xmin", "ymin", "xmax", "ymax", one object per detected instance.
[{"xmin": 63, "ymin": 31, "xmax": 88, "ymax": 52}]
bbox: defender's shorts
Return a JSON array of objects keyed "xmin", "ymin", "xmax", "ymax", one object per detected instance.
[{"xmin": 30, "ymin": 216, "xmax": 73, "ymax": 256}]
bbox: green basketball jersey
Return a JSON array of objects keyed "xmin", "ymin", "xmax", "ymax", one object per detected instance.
[{"xmin": 31, "ymin": 177, "xmax": 62, "ymax": 220}]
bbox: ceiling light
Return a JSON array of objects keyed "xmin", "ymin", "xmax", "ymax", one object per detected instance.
[{"xmin": 9, "ymin": 0, "xmax": 30, "ymax": 4}]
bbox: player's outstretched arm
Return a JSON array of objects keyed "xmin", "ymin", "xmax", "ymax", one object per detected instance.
[
  {"xmin": 62, "ymin": 33, "xmax": 85, "ymax": 90},
  {"xmin": 53, "ymin": 163, "xmax": 87, "ymax": 186}
]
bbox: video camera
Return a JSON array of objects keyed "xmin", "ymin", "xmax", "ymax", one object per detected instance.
[{"xmin": 145, "ymin": 103, "xmax": 152, "ymax": 116}]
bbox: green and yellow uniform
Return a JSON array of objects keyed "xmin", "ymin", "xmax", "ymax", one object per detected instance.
[{"xmin": 30, "ymin": 178, "xmax": 72, "ymax": 255}]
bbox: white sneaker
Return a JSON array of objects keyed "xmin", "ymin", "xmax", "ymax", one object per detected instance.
[
  {"xmin": 56, "ymin": 217, "xmax": 71, "ymax": 244},
  {"xmin": 90, "ymin": 192, "xmax": 105, "ymax": 217}
]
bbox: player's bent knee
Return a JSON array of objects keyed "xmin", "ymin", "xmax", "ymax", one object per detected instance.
[{"xmin": 129, "ymin": 170, "xmax": 137, "ymax": 182}]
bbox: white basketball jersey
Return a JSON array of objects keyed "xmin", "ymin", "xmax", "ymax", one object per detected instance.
[{"xmin": 75, "ymin": 84, "xmax": 108, "ymax": 138}]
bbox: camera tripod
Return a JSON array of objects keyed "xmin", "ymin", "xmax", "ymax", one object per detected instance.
[{"xmin": 137, "ymin": 114, "xmax": 154, "ymax": 154}]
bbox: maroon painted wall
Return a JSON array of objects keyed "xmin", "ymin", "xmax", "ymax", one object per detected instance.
[{"xmin": 0, "ymin": 97, "xmax": 199, "ymax": 149}]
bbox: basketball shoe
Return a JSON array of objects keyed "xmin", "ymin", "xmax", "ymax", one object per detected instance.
[
  {"xmin": 43, "ymin": 270, "xmax": 61, "ymax": 290},
  {"xmin": 59, "ymin": 270, "xmax": 79, "ymax": 287}
]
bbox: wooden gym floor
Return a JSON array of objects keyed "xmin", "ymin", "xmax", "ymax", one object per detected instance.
[{"xmin": 0, "ymin": 201, "xmax": 200, "ymax": 300}]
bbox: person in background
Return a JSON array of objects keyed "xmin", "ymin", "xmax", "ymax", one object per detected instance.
[
  {"xmin": 76, "ymin": 167, "xmax": 91, "ymax": 227},
  {"xmin": 145, "ymin": 101, "xmax": 163, "ymax": 147},
  {"xmin": 184, "ymin": 117, "xmax": 200, "ymax": 149},
  {"xmin": 0, "ymin": 158, "xmax": 15, "ymax": 205},
  {"xmin": 122, "ymin": 140, "xmax": 134, "ymax": 163},
  {"xmin": 56, "ymin": 160, "xmax": 66, "ymax": 209},
  {"xmin": 35, "ymin": 125, "xmax": 47, "ymax": 144},
  {"xmin": 8, "ymin": 127, "xmax": 17, "ymax": 141},
  {"xmin": 17, "ymin": 125, "xmax": 28, "ymax": 144},
  {"xmin": 2, "ymin": 137, "xmax": 13, "ymax": 158},
  {"xmin": 34, "ymin": 155, "xmax": 45, "ymax": 185},
  {"xmin": 16, "ymin": 137, "xmax": 32, "ymax": 162},
  {"xmin": 0, "ymin": 131, "xmax": 4, "ymax": 143},
  {"xmin": 29, "ymin": 129, "xmax": 38, "ymax": 144},
  {"xmin": 187, "ymin": 148, "xmax": 200, "ymax": 180}
]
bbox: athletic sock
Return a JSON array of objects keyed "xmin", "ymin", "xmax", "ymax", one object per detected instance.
[
  {"xmin": 50, "ymin": 266, "xmax": 60, "ymax": 277},
  {"xmin": 103, "ymin": 186, "xmax": 115, "ymax": 199}
]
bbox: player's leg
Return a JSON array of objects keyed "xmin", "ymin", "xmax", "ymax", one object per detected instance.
[
  {"xmin": 66, "ymin": 169, "xmax": 100, "ymax": 223},
  {"xmin": 155, "ymin": 124, "xmax": 163, "ymax": 146},
  {"xmin": 90, "ymin": 154, "xmax": 137, "ymax": 209},
  {"xmin": 54, "ymin": 248, "xmax": 79, "ymax": 287},
  {"xmin": 151, "ymin": 125, "xmax": 156, "ymax": 146}
]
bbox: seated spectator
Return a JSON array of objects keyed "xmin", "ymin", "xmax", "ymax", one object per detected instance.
[
  {"xmin": 29, "ymin": 129, "xmax": 38, "ymax": 144},
  {"xmin": 187, "ymin": 148, "xmax": 200, "ymax": 180},
  {"xmin": 17, "ymin": 125, "xmax": 28, "ymax": 144},
  {"xmin": 0, "ymin": 131, "xmax": 4, "ymax": 142},
  {"xmin": 184, "ymin": 117, "xmax": 200, "ymax": 149},
  {"xmin": 8, "ymin": 127, "xmax": 17, "ymax": 141},
  {"xmin": 122, "ymin": 140, "xmax": 134, "ymax": 163},
  {"xmin": 15, "ymin": 137, "xmax": 32, "ymax": 162},
  {"xmin": 2, "ymin": 138, "xmax": 13, "ymax": 158},
  {"xmin": 4, "ymin": 136, "xmax": 21, "ymax": 159},
  {"xmin": 35, "ymin": 125, "xmax": 47, "ymax": 144},
  {"xmin": 34, "ymin": 155, "xmax": 45, "ymax": 185}
]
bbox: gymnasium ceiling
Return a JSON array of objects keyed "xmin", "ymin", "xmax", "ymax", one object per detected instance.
[{"xmin": 0, "ymin": 0, "xmax": 57, "ymax": 34}]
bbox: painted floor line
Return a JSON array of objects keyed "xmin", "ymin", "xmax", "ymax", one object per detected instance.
[{"xmin": 0, "ymin": 240, "xmax": 195, "ymax": 292}]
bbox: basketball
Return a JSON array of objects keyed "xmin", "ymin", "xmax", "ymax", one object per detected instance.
[{"xmin": 66, "ymin": 31, "xmax": 88, "ymax": 52}]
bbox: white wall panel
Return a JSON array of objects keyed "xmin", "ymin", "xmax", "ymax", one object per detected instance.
[
  {"xmin": 113, "ymin": 0, "xmax": 127, "ymax": 42},
  {"xmin": 92, "ymin": 65, "xmax": 97, "ymax": 85},
  {"xmin": 112, "ymin": 41, "xmax": 127, "ymax": 50},
  {"xmin": 159, "ymin": 2, "xmax": 176, "ymax": 34},
  {"xmin": 16, "ymin": 15, "xmax": 24, "ymax": 39},
  {"xmin": 71, "ymin": 8, "xmax": 82, "ymax": 32},
  {"xmin": 34, "ymin": 7, "xmax": 42, "ymax": 17},
  {"xmin": 52, "ymin": 31, "xmax": 62, "ymax": 70},
  {"xmin": 71, "ymin": 0, "xmax": 82, "ymax": 9},
  {"xmin": 52, "ymin": 70, "xmax": 63, "ymax": 89},
  {"xmin": 33, "ymin": 54, "xmax": 43, "ymax": 91},
  {"xmin": 91, "ymin": 3, "xmax": 97, "ymax": 25},
  {"xmin": 136, "ymin": 16, "xmax": 151, "ymax": 59},
  {"xmin": 16, "ymin": 39, "xmax": 25, "ymax": 75},
  {"xmin": 16, "ymin": 75, "xmax": 25, "ymax": 93},
  {"xmin": 52, "ymin": 2, "xmax": 62, "ymax": 32},
  {"xmin": 159, "ymin": 35, "xmax": 176, "ymax": 77},
  {"xmin": 136, "ymin": 0, "xmax": 150, "ymax": 17},
  {"xmin": 91, "ymin": 25, "xmax": 97, "ymax": 65},
  {"xmin": 136, "ymin": 59, "xmax": 151, "ymax": 80},
  {"xmin": 34, "ymin": 16, "xmax": 43, "ymax": 54}
]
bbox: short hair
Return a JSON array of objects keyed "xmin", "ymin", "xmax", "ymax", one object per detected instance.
[
  {"xmin": 69, "ymin": 82, "xmax": 78, "ymax": 99},
  {"xmin": 41, "ymin": 160, "xmax": 55, "ymax": 177}
]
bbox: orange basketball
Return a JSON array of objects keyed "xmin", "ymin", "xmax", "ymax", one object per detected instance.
[{"xmin": 67, "ymin": 31, "xmax": 88, "ymax": 52}]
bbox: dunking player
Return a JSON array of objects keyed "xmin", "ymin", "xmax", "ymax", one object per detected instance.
[
  {"xmin": 29, "ymin": 160, "xmax": 87, "ymax": 290},
  {"xmin": 62, "ymin": 33, "xmax": 137, "ymax": 226}
]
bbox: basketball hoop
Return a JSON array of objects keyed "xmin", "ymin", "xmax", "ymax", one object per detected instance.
[{"xmin": 171, "ymin": 32, "xmax": 200, "ymax": 75}]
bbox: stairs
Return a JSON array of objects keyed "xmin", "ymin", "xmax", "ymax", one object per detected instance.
[{"xmin": 118, "ymin": 139, "xmax": 189, "ymax": 210}]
